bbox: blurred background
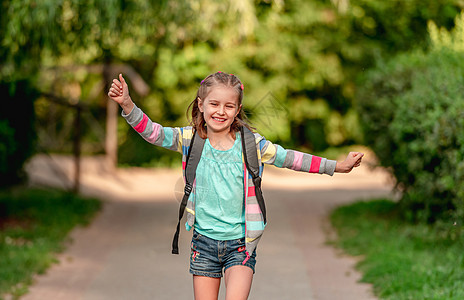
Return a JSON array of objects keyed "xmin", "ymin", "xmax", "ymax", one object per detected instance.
[
  {"xmin": 1, "ymin": 0, "xmax": 463, "ymax": 219},
  {"xmin": 2, "ymin": 0, "xmax": 464, "ymax": 219}
]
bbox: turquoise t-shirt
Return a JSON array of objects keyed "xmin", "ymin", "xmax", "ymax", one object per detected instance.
[{"xmin": 193, "ymin": 133, "xmax": 245, "ymax": 240}]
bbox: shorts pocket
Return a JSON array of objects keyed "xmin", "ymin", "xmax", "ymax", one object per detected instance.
[
  {"xmin": 192, "ymin": 230, "xmax": 203, "ymax": 241},
  {"xmin": 235, "ymin": 237, "xmax": 245, "ymax": 245}
]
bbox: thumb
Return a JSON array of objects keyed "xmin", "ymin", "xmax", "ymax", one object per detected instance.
[{"xmin": 119, "ymin": 74, "xmax": 127, "ymax": 86}]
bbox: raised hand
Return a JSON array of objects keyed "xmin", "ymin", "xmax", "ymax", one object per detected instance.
[
  {"xmin": 335, "ymin": 152, "xmax": 364, "ymax": 173},
  {"xmin": 108, "ymin": 74, "xmax": 134, "ymax": 114}
]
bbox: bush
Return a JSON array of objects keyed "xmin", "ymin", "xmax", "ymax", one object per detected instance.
[
  {"xmin": 0, "ymin": 120, "xmax": 16, "ymax": 173},
  {"xmin": 357, "ymin": 14, "xmax": 464, "ymax": 223},
  {"xmin": 0, "ymin": 80, "xmax": 38, "ymax": 187}
]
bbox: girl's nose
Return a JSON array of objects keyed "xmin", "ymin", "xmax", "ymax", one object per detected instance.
[{"xmin": 217, "ymin": 106, "xmax": 225, "ymax": 115}]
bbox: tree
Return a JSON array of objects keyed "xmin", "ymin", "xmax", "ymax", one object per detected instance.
[{"xmin": 1, "ymin": 0, "xmax": 462, "ymax": 170}]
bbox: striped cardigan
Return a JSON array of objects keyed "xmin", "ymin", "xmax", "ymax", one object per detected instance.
[{"xmin": 122, "ymin": 104, "xmax": 337, "ymax": 262}]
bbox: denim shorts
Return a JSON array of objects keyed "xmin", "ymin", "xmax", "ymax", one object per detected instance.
[{"xmin": 189, "ymin": 230, "xmax": 257, "ymax": 278}]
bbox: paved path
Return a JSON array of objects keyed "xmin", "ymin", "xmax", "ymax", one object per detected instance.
[{"xmin": 22, "ymin": 153, "xmax": 394, "ymax": 299}]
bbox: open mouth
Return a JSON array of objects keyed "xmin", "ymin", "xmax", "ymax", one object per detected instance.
[{"xmin": 212, "ymin": 117, "xmax": 227, "ymax": 123}]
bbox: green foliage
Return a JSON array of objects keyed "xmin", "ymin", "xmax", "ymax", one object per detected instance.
[
  {"xmin": 0, "ymin": 188, "xmax": 101, "ymax": 298},
  {"xmin": 1, "ymin": 0, "xmax": 463, "ymax": 166},
  {"xmin": 118, "ymin": 126, "xmax": 180, "ymax": 168},
  {"xmin": 0, "ymin": 80, "xmax": 38, "ymax": 187},
  {"xmin": 357, "ymin": 13, "xmax": 464, "ymax": 222},
  {"xmin": 330, "ymin": 199, "xmax": 464, "ymax": 299}
]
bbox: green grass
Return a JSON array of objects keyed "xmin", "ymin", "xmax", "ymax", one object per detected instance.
[
  {"xmin": 0, "ymin": 188, "xmax": 101, "ymax": 299},
  {"xmin": 330, "ymin": 199, "xmax": 464, "ymax": 300}
]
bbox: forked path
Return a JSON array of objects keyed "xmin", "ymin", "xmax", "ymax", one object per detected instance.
[{"xmin": 22, "ymin": 154, "xmax": 394, "ymax": 300}]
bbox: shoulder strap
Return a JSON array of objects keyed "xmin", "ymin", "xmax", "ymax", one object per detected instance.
[
  {"xmin": 172, "ymin": 130, "xmax": 205, "ymax": 254},
  {"xmin": 240, "ymin": 126, "xmax": 267, "ymax": 224}
]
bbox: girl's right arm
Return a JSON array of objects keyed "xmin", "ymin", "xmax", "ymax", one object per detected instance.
[
  {"xmin": 108, "ymin": 74, "xmax": 134, "ymax": 115},
  {"xmin": 108, "ymin": 74, "xmax": 182, "ymax": 153}
]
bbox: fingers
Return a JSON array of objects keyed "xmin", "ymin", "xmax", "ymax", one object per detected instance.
[
  {"xmin": 112, "ymin": 79, "xmax": 123, "ymax": 91},
  {"xmin": 350, "ymin": 152, "xmax": 364, "ymax": 158},
  {"xmin": 112, "ymin": 84, "xmax": 123, "ymax": 96},
  {"xmin": 345, "ymin": 152, "xmax": 364, "ymax": 170},
  {"xmin": 108, "ymin": 74, "xmax": 131, "ymax": 106},
  {"xmin": 108, "ymin": 77, "xmax": 124, "ymax": 98},
  {"xmin": 108, "ymin": 87, "xmax": 121, "ymax": 97},
  {"xmin": 112, "ymin": 78, "xmax": 122, "ymax": 90}
]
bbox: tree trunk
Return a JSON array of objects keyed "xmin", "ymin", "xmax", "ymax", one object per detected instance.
[{"xmin": 104, "ymin": 61, "xmax": 118, "ymax": 168}]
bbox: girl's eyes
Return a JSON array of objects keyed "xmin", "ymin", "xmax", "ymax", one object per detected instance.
[{"xmin": 209, "ymin": 103, "xmax": 235, "ymax": 109}]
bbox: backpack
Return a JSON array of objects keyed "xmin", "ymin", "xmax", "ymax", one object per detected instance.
[{"xmin": 171, "ymin": 126, "xmax": 267, "ymax": 254}]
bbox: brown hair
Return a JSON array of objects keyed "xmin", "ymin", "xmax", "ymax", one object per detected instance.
[{"xmin": 187, "ymin": 72, "xmax": 253, "ymax": 139}]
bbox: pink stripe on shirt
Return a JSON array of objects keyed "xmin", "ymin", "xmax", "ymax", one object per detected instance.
[
  {"xmin": 291, "ymin": 151, "xmax": 304, "ymax": 170},
  {"xmin": 134, "ymin": 114, "xmax": 148, "ymax": 133},
  {"xmin": 247, "ymin": 204, "xmax": 262, "ymax": 214},
  {"xmin": 145, "ymin": 123, "xmax": 161, "ymax": 143},
  {"xmin": 248, "ymin": 186, "xmax": 256, "ymax": 197},
  {"xmin": 309, "ymin": 156, "xmax": 322, "ymax": 173}
]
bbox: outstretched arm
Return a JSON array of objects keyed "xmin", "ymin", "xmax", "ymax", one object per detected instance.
[
  {"xmin": 108, "ymin": 74, "xmax": 134, "ymax": 114},
  {"xmin": 259, "ymin": 135, "xmax": 363, "ymax": 176},
  {"xmin": 107, "ymin": 74, "xmax": 182, "ymax": 153},
  {"xmin": 335, "ymin": 152, "xmax": 364, "ymax": 173},
  {"xmin": 260, "ymin": 138, "xmax": 337, "ymax": 175}
]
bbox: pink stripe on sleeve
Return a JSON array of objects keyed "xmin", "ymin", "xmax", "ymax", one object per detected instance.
[
  {"xmin": 309, "ymin": 156, "xmax": 322, "ymax": 173},
  {"xmin": 134, "ymin": 114, "xmax": 148, "ymax": 133},
  {"xmin": 291, "ymin": 151, "xmax": 304, "ymax": 170},
  {"xmin": 247, "ymin": 204, "xmax": 262, "ymax": 214},
  {"xmin": 248, "ymin": 186, "xmax": 256, "ymax": 197},
  {"xmin": 145, "ymin": 123, "xmax": 161, "ymax": 143}
]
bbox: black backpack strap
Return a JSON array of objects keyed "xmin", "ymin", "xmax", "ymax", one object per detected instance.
[
  {"xmin": 172, "ymin": 130, "xmax": 205, "ymax": 254},
  {"xmin": 241, "ymin": 126, "xmax": 267, "ymax": 224}
]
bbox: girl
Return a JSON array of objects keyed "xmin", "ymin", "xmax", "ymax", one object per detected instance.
[{"xmin": 108, "ymin": 72, "xmax": 363, "ymax": 300}]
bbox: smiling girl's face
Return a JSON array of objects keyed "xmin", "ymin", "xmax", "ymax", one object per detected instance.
[{"xmin": 198, "ymin": 85, "xmax": 242, "ymax": 136}]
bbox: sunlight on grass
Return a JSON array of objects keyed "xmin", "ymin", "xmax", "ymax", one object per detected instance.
[
  {"xmin": 0, "ymin": 188, "xmax": 101, "ymax": 299},
  {"xmin": 330, "ymin": 199, "xmax": 464, "ymax": 300}
]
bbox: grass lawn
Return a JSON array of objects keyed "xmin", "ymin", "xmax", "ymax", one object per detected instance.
[
  {"xmin": 330, "ymin": 199, "xmax": 464, "ymax": 300},
  {"xmin": 0, "ymin": 188, "xmax": 101, "ymax": 299}
]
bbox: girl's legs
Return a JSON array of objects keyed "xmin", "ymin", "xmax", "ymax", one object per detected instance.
[
  {"xmin": 190, "ymin": 232, "xmax": 255, "ymax": 299},
  {"xmin": 224, "ymin": 265, "xmax": 253, "ymax": 300},
  {"xmin": 193, "ymin": 275, "xmax": 221, "ymax": 300},
  {"xmin": 192, "ymin": 266, "xmax": 253, "ymax": 300}
]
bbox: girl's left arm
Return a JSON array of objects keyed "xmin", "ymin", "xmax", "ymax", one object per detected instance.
[{"xmin": 259, "ymin": 138, "xmax": 363, "ymax": 175}]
